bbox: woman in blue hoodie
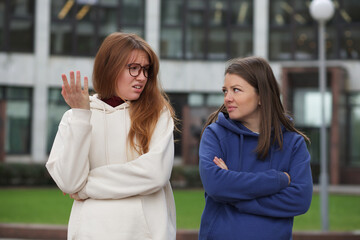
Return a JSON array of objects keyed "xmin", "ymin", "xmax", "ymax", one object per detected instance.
[{"xmin": 198, "ymin": 56, "xmax": 313, "ymax": 240}]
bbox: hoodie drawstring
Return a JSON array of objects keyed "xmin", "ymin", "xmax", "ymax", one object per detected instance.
[
  {"xmin": 238, "ymin": 134, "xmax": 244, "ymax": 171},
  {"xmin": 101, "ymin": 104, "xmax": 110, "ymax": 165}
]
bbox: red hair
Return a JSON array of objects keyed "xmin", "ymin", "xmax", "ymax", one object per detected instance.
[{"xmin": 93, "ymin": 32, "xmax": 175, "ymax": 154}]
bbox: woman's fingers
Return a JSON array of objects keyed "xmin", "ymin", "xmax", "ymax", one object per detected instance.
[
  {"xmin": 61, "ymin": 74, "xmax": 71, "ymax": 93},
  {"xmin": 69, "ymin": 193, "xmax": 84, "ymax": 201},
  {"xmin": 69, "ymin": 71, "xmax": 75, "ymax": 89},
  {"xmin": 83, "ymin": 76, "xmax": 89, "ymax": 94},
  {"xmin": 76, "ymin": 71, "xmax": 81, "ymax": 91},
  {"xmin": 213, "ymin": 157, "xmax": 228, "ymax": 170}
]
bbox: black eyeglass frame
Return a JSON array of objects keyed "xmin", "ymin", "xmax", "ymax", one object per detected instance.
[{"xmin": 126, "ymin": 63, "xmax": 152, "ymax": 78}]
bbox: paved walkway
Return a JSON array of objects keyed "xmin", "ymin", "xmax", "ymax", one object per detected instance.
[{"xmin": 313, "ymin": 184, "xmax": 360, "ymax": 195}]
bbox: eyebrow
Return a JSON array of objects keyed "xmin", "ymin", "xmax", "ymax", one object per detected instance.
[
  {"xmin": 222, "ymin": 84, "xmax": 242, "ymax": 89},
  {"xmin": 127, "ymin": 62, "xmax": 150, "ymax": 67}
]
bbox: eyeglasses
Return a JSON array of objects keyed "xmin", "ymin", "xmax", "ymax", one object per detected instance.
[{"xmin": 127, "ymin": 63, "xmax": 151, "ymax": 78}]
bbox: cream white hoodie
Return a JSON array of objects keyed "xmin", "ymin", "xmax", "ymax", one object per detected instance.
[{"xmin": 46, "ymin": 95, "xmax": 176, "ymax": 240}]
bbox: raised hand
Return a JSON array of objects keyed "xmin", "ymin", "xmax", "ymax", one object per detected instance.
[{"xmin": 61, "ymin": 71, "xmax": 90, "ymax": 110}]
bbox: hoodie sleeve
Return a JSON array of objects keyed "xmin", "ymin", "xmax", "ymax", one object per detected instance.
[
  {"xmin": 77, "ymin": 109, "xmax": 174, "ymax": 200},
  {"xmin": 231, "ymin": 136, "xmax": 313, "ymax": 218},
  {"xmin": 199, "ymin": 127, "xmax": 290, "ymax": 202},
  {"xmin": 45, "ymin": 109, "xmax": 92, "ymax": 194}
]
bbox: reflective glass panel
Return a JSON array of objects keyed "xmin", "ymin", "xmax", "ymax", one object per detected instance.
[
  {"xmin": 208, "ymin": 28, "xmax": 226, "ymax": 60},
  {"xmin": 269, "ymin": 0, "xmax": 292, "ymax": 26},
  {"xmin": 186, "ymin": 26, "xmax": 204, "ymax": 59},
  {"xmin": 340, "ymin": 28, "xmax": 360, "ymax": 59},
  {"xmin": 47, "ymin": 88, "xmax": 69, "ymax": 153},
  {"xmin": 350, "ymin": 106, "xmax": 360, "ymax": 166},
  {"xmin": 209, "ymin": 0, "xmax": 227, "ymax": 27},
  {"xmin": 9, "ymin": 20, "xmax": 34, "ymax": 52},
  {"xmin": 294, "ymin": 27, "xmax": 316, "ymax": 60},
  {"xmin": 231, "ymin": 0, "xmax": 253, "ymax": 26},
  {"xmin": 9, "ymin": 0, "xmax": 34, "ymax": 17},
  {"xmin": 269, "ymin": 30, "xmax": 292, "ymax": 60},
  {"xmin": 99, "ymin": 7, "xmax": 117, "ymax": 41},
  {"xmin": 293, "ymin": 89, "xmax": 332, "ymax": 127},
  {"xmin": 3, "ymin": 87, "xmax": 32, "ymax": 154},
  {"xmin": 121, "ymin": 0, "xmax": 144, "ymax": 25},
  {"xmin": 50, "ymin": 22, "xmax": 72, "ymax": 55},
  {"xmin": 341, "ymin": 0, "xmax": 360, "ymax": 23},
  {"xmin": 0, "ymin": 1, "xmax": 4, "ymax": 48},
  {"xmin": 231, "ymin": 30, "xmax": 253, "ymax": 58},
  {"xmin": 161, "ymin": 0, "xmax": 182, "ymax": 25},
  {"xmin": 160, "ymin": 28, "xmax": 182, "ymax": 58},
  {"xmin": 76, "ymin": 4, "xmax": 96, "ymax": 55}
]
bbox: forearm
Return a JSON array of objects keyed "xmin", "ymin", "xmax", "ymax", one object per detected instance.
[
  {"xmin": 201, "ymin": 165, "xmax": 290, "ymax": 202},
  {"xmin": 46, "ymin": 109, "xmax": 91, "ymax": 193}
]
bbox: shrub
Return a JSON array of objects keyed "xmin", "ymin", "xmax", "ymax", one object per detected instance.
[{"xmin": 0, "ymin": 163, "xmax": 55, "ymax": 186}]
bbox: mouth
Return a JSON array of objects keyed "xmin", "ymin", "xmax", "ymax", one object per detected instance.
[
  {"xmin": 133, "ymin": 85, "xmax": 143, "ymax": 90},
  {"xmin": 226, "ymin": 106, "xmax": 236, "ymax": 112}
]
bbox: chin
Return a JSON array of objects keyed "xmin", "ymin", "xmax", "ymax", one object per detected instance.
[{"xmin": 127, "ymin": 94, "xmax": 142, "ymax": 101}]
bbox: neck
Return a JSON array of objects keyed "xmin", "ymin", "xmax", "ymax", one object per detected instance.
[{"xmin": 242, "ymin": 121, "xmax": 260, "ymax": 133}]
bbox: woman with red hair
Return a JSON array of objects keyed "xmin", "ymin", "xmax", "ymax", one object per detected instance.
[{"xmin": 46, "ymin": 32, "xmax": 177, "ymax": 240}]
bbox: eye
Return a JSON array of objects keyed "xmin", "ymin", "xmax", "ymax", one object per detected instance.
[
  {"xmin": 234, "ymin": 88, "xmax": 240, "ymax": 92},
  {"xmin": 222, "ymin": 89, "xmax": 227, "ymax": 94},
  {"xmin": 128, "ymin": 64, "xmax": 140, "ymax": 70}
]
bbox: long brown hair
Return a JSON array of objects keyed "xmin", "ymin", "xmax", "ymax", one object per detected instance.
[
  {"xmin": 202, "ymin": 56, "xmax": 309, "ymax": 159},
  {"xmin": 93, "ymin": 32, "xmax": 175, "ymax": 154}
]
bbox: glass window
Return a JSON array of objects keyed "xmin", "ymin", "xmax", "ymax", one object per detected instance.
[
  {"xmin": 160, "ymin": 28, "xmax": 182, "ymax": 58},
  {"xmin": 0, "ymin": 87, "xmax": 32, "ymax": 155},
  {"xmin": 347, "ymin": 93, "xmax": 360, "ymax": 166},
  {"xmin": 269, "ymin": 0, "xmax": 360, "ymax": 60},
  {"xmin": 121, "ymin": 0, "xmax": 144, "ymax": 25},
  {"xmin": 9, "ymin": 19, "xmax": 34, "ymax": 52},
  {"xmin": 293, "ymin": 89, "xmax": 332, "ymax": 127},
  {"xmin": 51, "ymin": 0, "xmax": 145, "ymax": 56},
  {"xmin": 0, "ymin": 1, "xmax": 4, "ymax": 49},
  {"xmin": 47, "ymin": 88, "xmax": 70, "ymax": 153},
  {"xmin": 161, "ymin": 0, "xmax": 182, "ymax": 25},
  {"xmin": 160, "ymin": 0, "xmax": 253, "ymax": 60},
  {"xmin": 0, "ymin": 0, "xmax": 35, "ymax": 53},
  {"xmin": 230, "ymin": 30, "xmax": 252, "ymax": 58}
]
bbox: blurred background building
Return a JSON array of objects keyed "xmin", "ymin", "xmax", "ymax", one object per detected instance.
[{"xmin": 0, "ymin": 0, "xmax": 359, "ymax": 184}]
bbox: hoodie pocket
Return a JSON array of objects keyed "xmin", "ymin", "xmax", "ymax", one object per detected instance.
[{"xmin": 74, "ymin": 198, "xmax": 152, "ymax": 240}]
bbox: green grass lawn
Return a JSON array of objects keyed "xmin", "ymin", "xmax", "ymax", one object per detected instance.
[{"xmin": 0, "ymin": 188, "xmax": 359, "ymax": 231}]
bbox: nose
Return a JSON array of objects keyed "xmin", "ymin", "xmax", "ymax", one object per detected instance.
[
  {"xmin": 136, "ymin": 69, "xmax": 147, "ymax": 81},
  {"xmin": 224, "ymin": 92, "xmax": 233, "ymax": 102}
]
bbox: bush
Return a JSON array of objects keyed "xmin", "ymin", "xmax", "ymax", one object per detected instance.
[
  {"xmin": 0, "ymin": 162, "xmax": 203, "ymax": 188},
  {"xmin": 171, "ymin": 165, "xmax": 202, "ymax": 189},
  {"xmin": 0, "ymin": 163, "xmax": 55, "ymax": 186}
]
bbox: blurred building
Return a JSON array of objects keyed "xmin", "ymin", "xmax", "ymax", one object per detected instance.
[{"xmin": 0, "ymin": 0, "xmax": 359, "ymax": 184}]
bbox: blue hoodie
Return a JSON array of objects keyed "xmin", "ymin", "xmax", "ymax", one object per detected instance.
[{"xmin": 199, "ymin": 112, "xmax": 313, "ymax": 240}]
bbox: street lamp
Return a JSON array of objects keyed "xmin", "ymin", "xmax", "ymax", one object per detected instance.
[{"xmin": 309, "ymin": 0, "xmax": 335, "ymax": 232}]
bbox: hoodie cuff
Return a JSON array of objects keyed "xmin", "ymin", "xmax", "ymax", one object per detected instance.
[
  {"xmin": 77, "ymin": 187, "xmax": 89, "ymax": 200},
  {"xmin": 71, "ymin": 109, "xmax": 92, "ymax": 122},
  {"xmin": 278, "ymin": 172, "xmax": 290, "ymax": 189}
]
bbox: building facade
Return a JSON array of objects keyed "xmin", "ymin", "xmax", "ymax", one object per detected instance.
[{"xmin": 0, "ymin": 0, "xmax": 359, "ymax": 184}]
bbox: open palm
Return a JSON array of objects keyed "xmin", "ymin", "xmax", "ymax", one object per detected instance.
[{"xmin": 61, "ymin": 71, "xmax": 90, "ymax": 110}]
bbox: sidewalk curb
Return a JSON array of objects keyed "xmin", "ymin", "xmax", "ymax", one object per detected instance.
[{"xmin": 1, "ymin": 223, "xmax": 360, "ymax": 240}]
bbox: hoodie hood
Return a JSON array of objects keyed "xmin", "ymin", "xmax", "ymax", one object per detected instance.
[
  {"xmin": 216, "ymin": 112, "xmax": 259, "ymax": 137},
  {"xmin": 90, "ymin": 94, "xmax": 129, "ymax": 113},
  {"xmin": 216, "ymin": 112, "xmax": 288, "ymax": 137},
  {"xmin": 89, "ymin": 94, "xmax": 130, "ymax": 164}
]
